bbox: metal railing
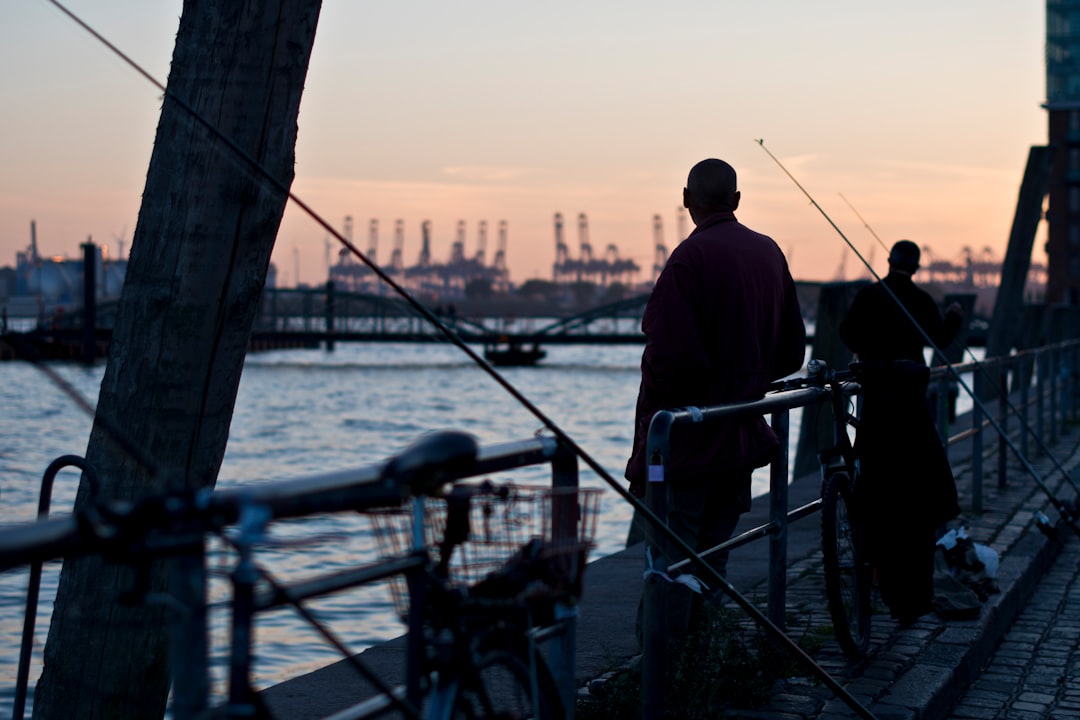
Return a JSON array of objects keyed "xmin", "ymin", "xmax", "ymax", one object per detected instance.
[
  {"xmin": 3, "ymin": 435, "xmax": 584, "ymax": 719},
  {"xmin": 638, "ymin": 339, "xmax": 1080, "ymax": 718},
  {"xmin": 7, "ymin": 341, "xmax": 1080, "ymax": 718}
]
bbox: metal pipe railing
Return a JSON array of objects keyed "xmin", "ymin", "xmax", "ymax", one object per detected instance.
[{"xmin": 640, "ymin": 339, "xmax": 1080, "ymax": 718}]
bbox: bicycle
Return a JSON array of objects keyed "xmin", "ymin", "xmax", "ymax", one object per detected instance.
[
  {"xmin": 0, "ymin": 430, "xmax": 601, "ymax": 719},
  {"xmin": 807, "ymin": 359, "xmax": 872, "ymax": 659},
  {"xmin": 772, "ymin": 360, "xmax": 872, "ymax": 660}
]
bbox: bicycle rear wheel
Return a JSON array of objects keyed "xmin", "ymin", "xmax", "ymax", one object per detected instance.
[
  {"xmin": 821, "ymin": 470, "xmax": 872, "ymax": 659},
  {"xmin": 425, "ymin": 631, "xmax": 565, "ymax": 720}
]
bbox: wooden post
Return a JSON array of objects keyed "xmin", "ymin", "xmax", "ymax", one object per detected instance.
[
  {"xmin": 986, "ymin": 146, "xmax": 1050, "ymax": 361},
  {"xmin": 34, "ymin": 3, "xmax": 323, "ymax": 717},
  {"xmin": 81, "ymin": 240, "xmax": 98, "ymax": 365},
  {"xmin": 324, "ymin": 280, "xmax": 336, "ymax": 351},
  {"xmin": 793, "ymin": 281, "xmax": 863, "ymax": 479}
]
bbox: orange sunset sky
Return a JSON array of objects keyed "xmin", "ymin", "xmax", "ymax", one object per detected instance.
[{"xmin": 1, "ymin": 1, "xmax": 1049, "ymax": 288}]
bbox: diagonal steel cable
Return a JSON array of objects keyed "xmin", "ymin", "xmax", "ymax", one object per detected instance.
[
  {"xmin": 21, "ymin": 5, "xmax": 886, "ymax": 716},
  {"xmin": 757, "ymin": 138, "xmax": 1080, "ymax": 531}
]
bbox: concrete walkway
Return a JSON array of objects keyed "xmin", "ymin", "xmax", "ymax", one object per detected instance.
[{"xmin": 260, "ymin": 416, "xmax": 1080, "ymax": 720}]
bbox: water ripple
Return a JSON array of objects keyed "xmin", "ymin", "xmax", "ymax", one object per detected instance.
[{"xmin": 0, "ymin": 343, "xmax": 804, "ymax": 714}]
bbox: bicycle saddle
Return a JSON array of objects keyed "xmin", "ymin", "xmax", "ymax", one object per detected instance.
[{"xmin": 380, "ymin": 430, "xmax": 479, "ymax": 496}]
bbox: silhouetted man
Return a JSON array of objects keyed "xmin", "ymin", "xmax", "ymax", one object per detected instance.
[
  {"xmin": 840, "ymin": 239, "xmax": 963, "ymax": 624},
  {"xmin": 627, "ymin": 158, "xmax": 806, "ymax": 642}
]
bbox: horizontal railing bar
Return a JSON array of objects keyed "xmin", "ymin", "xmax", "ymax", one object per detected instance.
[
  {"xmin": 253, "ymin": 555, "xmax": 425, "ymax": 612},
  {"xmin": 0, "ymin": 437, "xmax": 564, "ymax": 573},
  {"xmin": 668, "ymin": 498, "xmax": 824, "ymax": 575}
]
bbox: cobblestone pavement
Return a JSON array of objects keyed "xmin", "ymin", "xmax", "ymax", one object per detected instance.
[
  {"xmin": 723, "ymin": 420, "xmax": 1080, "ymax": 720},
  {"xmin": 945, "ymin": 532, "xmax": 1080, "ymax": 720}
]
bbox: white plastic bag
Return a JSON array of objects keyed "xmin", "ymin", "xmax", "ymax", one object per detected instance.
[{"xmin": 973, "ymin": 542, "xmax": 999, "ymax": 578}]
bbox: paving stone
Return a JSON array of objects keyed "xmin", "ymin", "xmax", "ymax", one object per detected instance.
[
  {"xmin": 1012, "ymin": 700, "xmax": 1051, "ymax": 712},
  {"xmin": 948, "ymin": 705, "xmax": 1000, "ymax": 719},
  {"xmin": 963, "ymin": 688, "xmax": 1011, "ymax": 704},
  {"xmin": 1015, "ymin": 691, "xmax": 1056, "ymax": 704}
]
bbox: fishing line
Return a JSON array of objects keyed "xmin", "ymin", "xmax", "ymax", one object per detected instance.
[
  {"xmin": 33, "ymin": 4, "xmax": 880, "ymax": 713},
  {"xmin": 834, "ymin": 191, "xmax": 1080, "ymax": 498},
  {"xmin": 40, "ymin": 0, "xmax": 634, "ymax": 519},
  {"xmin": 757, "ymin": 138, "xmax": 1080, "ymax": 530},
  {"xmin": 4, "ymin": 335, "xmax": 160, "ymax": 478},
  {"xmin": 838, "ymin": 192, "xmax": 890, "ymax": 254}
]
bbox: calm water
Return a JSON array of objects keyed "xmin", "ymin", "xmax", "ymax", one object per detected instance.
[{"xmin": 0, "ymin": 340, "xmax": 811, "ymax": 713}]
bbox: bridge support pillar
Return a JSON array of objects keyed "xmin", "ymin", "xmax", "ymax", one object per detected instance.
[
  {"xmin": 81, "ymin": 240, "xmax": 98, "ymax": 365},
  {"xmin": 324, "ymin": 280, "xmax": 335, "ymax": 352}
]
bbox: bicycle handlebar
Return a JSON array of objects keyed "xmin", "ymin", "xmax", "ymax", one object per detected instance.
[
  {"xmin": 767, "ymin": 359, "xmax": 860, "ymax": 394},
  {"xmin": 0, "ymin": 430, "xmax": 481, "ymax": 574}
]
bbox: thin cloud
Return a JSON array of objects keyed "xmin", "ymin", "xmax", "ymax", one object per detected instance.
[{"xmin": 441, "ymin": 165, "xmax": 538, "ymax": 182}]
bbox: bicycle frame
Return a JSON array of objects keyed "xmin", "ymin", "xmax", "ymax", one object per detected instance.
[
  {"xmin": 810, "ymin": 361, "xmax": 873, "ymax": 659},
  {"xmin": 816, "ymin": 364, "xmax": 860, "ymax": 484},
  {"xmin": 1, "ymin": 432, "xmax": 588, "ymax": 720}
]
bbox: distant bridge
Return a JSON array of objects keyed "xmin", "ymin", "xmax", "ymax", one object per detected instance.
[
  {"xmin": 250, "ymin": 287, "xmax": 650, "ymax": 348},
  {"xmin": 2, "ymin": 283, "xmax": 986, "ymax": 363},
  {"xmin": 0, "ymin": 288, "xmax": 655, "ymax": 362}
]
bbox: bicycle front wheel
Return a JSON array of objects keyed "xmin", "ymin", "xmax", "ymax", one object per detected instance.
[
  {"xmin": 425, "ymin": 631, "xmax": 565, "ymax": 720},
  {"xmin": 821, "ymin": 470, "xmax": 872, "ymax": 659}
]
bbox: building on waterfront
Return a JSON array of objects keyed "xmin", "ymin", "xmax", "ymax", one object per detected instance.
[
  {"xmin": 1046, "ymin": 0, "xmax": 1080, "ymax": 305},
  {"xmin": 1, "ymin": 222, "xmax": 127, "ymax": 326}
]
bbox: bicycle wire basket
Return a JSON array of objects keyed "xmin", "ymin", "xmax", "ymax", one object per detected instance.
[{"xmin": 367, "ymin": 483, "xmax": 603, "ymax": 620}]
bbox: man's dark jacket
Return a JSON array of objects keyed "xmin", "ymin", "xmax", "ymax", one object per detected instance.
[
  {"xmin": 625, "ymin": 212, "xmax": 806, "ymax": 496},
  {"xmin": 838, "ymin": 271, "xmax": 963, "ymax": 530},
  {"xmin": 839, "ymin": 272, "xmax": 961, "ymax": 365},
  {"xmin": 839, "ymin": 271, "xmax": 962, "ymax": 619}
]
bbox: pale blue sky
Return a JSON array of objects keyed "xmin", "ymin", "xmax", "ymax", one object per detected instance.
[{"xmin": 0, "ymin": 1, "xmax": 1048, "ymax": 285}]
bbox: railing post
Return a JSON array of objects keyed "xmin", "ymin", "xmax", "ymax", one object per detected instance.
[
  {"xmin": 169, "ymin": 544, "xmax": 209, "ymax": 720},
  {"xmin": 1068, "ymin": 344, "xmax": 1078, "ymax": 423},
  {"xmin": 1019, "ymin": 353, "xmax": 1031, "ymax": 460},
  {"xmin": 549, "ymin": 443, "xmax": 580, "ymax": 719},
  {"xmin": 1051, "ymin": 347, "xmax": 1060, "ymax": 446},
  {"xmin": 998, "ymin": 362, "xmax": 1008, "ymax": 490},
  {"xmin": 936, "ymin": 372, "xmax": 950, "ymax": 441},
  {"xmin": 971, "ymin": 371, "xmax": 983, "ymax": 513},
  {"xmin": 642, "ymin": 411, "xmax": 674, "ymax": 720},
  {"xmin": 1037, "ymin": 349, "xmax": 1046, "ymax": 457},
  {"xmin": 768, "ymin": 409, "xmax": 789, "ymax": 631}
]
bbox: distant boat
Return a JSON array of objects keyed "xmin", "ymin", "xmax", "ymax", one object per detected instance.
[{"xmin": 483, "ymin": 341, "xmax": 546, "ymax": 367}]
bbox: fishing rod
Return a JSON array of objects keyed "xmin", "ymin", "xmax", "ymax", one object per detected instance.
[
  {"xmin": 834, "ymin": 190, "xmax": 1080, "ymax": 498},
  {"xmin": 38, "ymin": 5, "xmax": 878, "ymax": 714},
  {"xmin": 756, "ymin": 138, "xmax": 1080, "ymax": 532},
  {"xmin": 838, "ymin": 192, "xmax": 890, "ymax": 253}
]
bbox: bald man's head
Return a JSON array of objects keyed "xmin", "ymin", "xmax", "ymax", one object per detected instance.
[{"xmin": 683, "ymin": 159, "xmax": 740, "ymax": 217}]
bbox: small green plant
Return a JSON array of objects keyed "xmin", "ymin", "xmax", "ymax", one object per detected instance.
[{"xmin": 577, "ymin": 606, "xmax": 783, "ymax": 720}]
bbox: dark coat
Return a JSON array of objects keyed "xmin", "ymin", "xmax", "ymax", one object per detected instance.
[
  {"xmin": 839, "ymin": 272, "xmax": 962, "ymax": 618},
  {"xmin": 840, "ymin": 272, "xmax": 961, "ymax": 364},
  {"xmin": 854, "ymin": 360, "xmax": 961, "ymax": 532},
  {"xmin": 625, "ymin": 212, "xmax": 806, "ymax": 497}
]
